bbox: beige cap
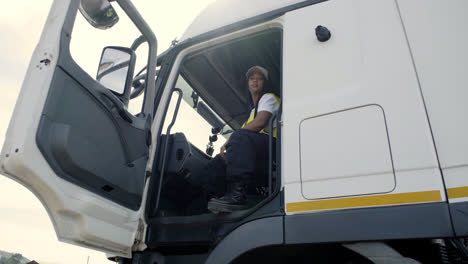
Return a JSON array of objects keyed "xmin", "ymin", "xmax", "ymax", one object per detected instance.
[{"xmin": 246, "ymin": 65, "xmax": 269, "ymax": 80}]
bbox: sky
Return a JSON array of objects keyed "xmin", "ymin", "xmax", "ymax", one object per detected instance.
[{"xmin": 0, "ymin": 1, "xmax": 215, "ymax": 263}]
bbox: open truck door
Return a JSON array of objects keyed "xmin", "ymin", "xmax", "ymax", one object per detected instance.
[{"xmin": 0, "ymin": 0, "xmax": 157, "ymax": 258}]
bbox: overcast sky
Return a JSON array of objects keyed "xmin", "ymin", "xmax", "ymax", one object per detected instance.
[{"xmin": 0, "ymin": 1, "xmax": 215, "ymax": 263}]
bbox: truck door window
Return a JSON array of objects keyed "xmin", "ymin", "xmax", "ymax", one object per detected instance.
[{"xmin": 70, "ymin": 3, "xmax": 149, "ymax": 114}]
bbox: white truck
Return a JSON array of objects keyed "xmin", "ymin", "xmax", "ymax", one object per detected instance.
[{"xmin": 1, "ymin": 0, "xmax": 468, "ymax": 263}]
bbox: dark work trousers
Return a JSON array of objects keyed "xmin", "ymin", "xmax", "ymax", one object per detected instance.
[{"xmin": 191, "ymin": 129, "xmax": 273, "ymax": 197}]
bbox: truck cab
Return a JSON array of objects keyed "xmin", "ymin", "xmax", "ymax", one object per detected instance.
[{"xmin": 2, "ymin": 0, "xmax": 468, "ymax": 263}]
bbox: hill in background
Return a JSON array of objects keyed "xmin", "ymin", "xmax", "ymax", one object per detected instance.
[{"xmin": 0, "ymin": 250, "xmax": 31, "ymax": 264}]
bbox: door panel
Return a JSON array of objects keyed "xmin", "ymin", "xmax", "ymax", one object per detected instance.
[
  {"xmin": 0, "ymin": 0, "xmax": 155, "ymax": 257},
  {"xmin": 37, "ymin": 67, "xmax": 148, "ymax": 210}
]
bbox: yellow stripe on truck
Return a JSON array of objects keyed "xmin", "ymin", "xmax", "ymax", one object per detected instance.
[
  {"xmin": 286, "ymin": 190, "xmax": 442, "ymax": 213},
  {"xmin": 447, "ymin": 186, "xmax": 468, "ymax": 199}
]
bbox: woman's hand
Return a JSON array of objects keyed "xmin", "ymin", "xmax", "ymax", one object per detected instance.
[{"xmin": 219, "ymin": 142, "xmax": 227, "ymax": 159}]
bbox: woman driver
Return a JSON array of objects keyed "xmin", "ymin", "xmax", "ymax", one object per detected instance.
[{"xmin": 206, "ymin": 65, "xmax": 280, "ymax": 213}]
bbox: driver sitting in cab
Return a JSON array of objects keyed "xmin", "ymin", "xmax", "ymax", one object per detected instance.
[{"xmin": 190, "ymin": 66, "xmax": 280, "ymax": 213}]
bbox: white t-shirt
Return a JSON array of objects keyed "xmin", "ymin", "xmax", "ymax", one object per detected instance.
[
  {"xmin": 255, "ymin": 93, "xmax": 280, "ymax": 116},
  {"xmin": 243, "ymin": 93, "xmax": 280, "ymax": 133}
]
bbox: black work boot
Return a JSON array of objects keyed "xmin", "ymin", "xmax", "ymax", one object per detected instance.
[{"xmin": 208, "ymin": 182, "xmax": 248, "ymax": 213}]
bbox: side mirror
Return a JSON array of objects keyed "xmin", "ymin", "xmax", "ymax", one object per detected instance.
[
  {"xmin": 79, "ymin": 0, "xmax": 119, "ymax": 30},
  {"xmin": 97, "ymin": 47, "xmax": 136, "ymax": 105}
]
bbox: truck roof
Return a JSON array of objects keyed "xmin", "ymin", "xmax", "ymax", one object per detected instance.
[{"xmin": 180, "ymin": 0, "xmax": 316, "ymax": 41}]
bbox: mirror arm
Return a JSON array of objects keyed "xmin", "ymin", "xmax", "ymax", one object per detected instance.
[
  {"xmin": 115, "ymin": 0, "xmax": 157, "ymax": 115},
  {"xmin": 131, "ymin": 35, "xmax": 146, "ymax": 51},
  {"xmin": 130, "ymin": 74, "xmax": 146, "ymax": 99}
]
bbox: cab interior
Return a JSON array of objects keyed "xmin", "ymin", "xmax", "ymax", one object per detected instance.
[{"xmin": 145, "ymin": 28, "xmax": 283, "ymax": 250}]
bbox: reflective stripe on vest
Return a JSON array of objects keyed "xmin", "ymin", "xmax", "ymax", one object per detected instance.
[{"xmin": 241, "ymin": 93, "xmax": 280, "ymax": 137}]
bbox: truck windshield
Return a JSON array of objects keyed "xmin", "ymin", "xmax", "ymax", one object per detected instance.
[{"xmin": 162, "ymin": 75, "xmax": 231, "ymax": 154}]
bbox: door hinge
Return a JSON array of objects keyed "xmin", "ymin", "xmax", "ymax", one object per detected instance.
[{"xmin": 132, "ymin": 219, "xmax": 147, "ymax": 251}]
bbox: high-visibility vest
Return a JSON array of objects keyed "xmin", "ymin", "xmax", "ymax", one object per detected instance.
[{"xmin": 241, "ymin": 93, "xmax": 280, "ymax": 137}]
